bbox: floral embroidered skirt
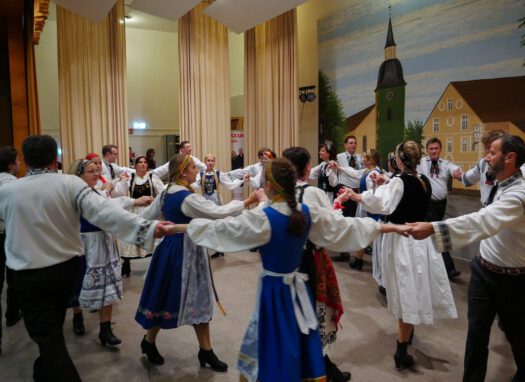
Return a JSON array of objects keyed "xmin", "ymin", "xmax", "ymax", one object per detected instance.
[
  {"xmin": 135, "ymin": 233, "xmax": 214, "ymax": 329},
  {"xmin": 78, "ymin": 231, "xmax": 123, "ymax": 310}
]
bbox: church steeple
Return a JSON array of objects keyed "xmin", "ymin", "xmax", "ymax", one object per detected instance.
[{"xmin": 384, "ymin": 17, "xmax": 397, "ymax": 60}]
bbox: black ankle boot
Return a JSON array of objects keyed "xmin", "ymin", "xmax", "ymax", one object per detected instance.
[
  {"xmin": 198, "ymin": 348, "xmax": 228, "ymax": 372},
  {"xmin": 324, "ymin": 355, "xmax": 351, "ymax": 381},
  {"xmin": 122, "ymin": 259, "xmax": 131, "ymax": 277},
  {"xmin": 394, "ymin": 341, "xmax": 414, "ymax": 370},
  {"xmin": 141, "ymin": 336, "xmax": 164, "ymax": 365},
  {"xmin": 349, "ymin": 258, "xmax": 363, "ymax": 270},
  {"xmin": 73, "ymin": 312, "xmax": 85, "ymax": 336},
  {"xmin": 99, "ymin": 321, "xmax": 122, "ymax": 347},
  {"xmin": 331, "ymin": 253, "xmax": 350, "ymax": 262}
]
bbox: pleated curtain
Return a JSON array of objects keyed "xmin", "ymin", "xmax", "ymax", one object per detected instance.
[
  {"xmin": 244, "ymin": 9, "xmax": 298, "ymax": 165},
  {"xmin": 179, "ymin": 2, "xmax": 231, "ymax": 174},
  {"xmin": 57, "ymin": 0, "xmax": 128, "ymax": 168}
]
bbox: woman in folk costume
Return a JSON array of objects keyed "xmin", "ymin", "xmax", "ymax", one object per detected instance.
[
  {"xmin": 85, "ymin": 152, "xmax": 127, "ymax": 198},
  {"xmin": 346, "ymin": 141, "xmax": 458, "ymax": 370},
  {"xmin": 283, "ymin": 146, "xmax": 351, "ymax": 382},
  {"xmin": 68, "ymin": 159, "xmax": 152, "ymax": 346},
  {"xmin": 193, "ymin": 153, "xmax": 244, "ymax": 258},
  {"xmin": 112, "ymin": 155, "xmax": 164, "ymax": 277},
  {"xmin": 171, "ymin": 158, "xmax": 411, "ymax": 382},
  {"xmin": 309, "ymin": 144, "xmax": 338, "ymax": 203},
  {"xmin": 135, "ymin": 153, "xmax": 264, "ymax": 370},
  {"xmin": 194, "ymin": 153, "xmax": 244, "ymax": 206}
]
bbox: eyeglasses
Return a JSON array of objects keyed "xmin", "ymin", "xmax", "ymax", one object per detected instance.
[{"xmin": 85, "ymin": 170, "xmax": 101, "ymax": 175}]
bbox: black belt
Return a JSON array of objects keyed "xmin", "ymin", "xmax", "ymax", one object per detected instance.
[{"xmin": 477, "ymin": 255, "xmax": 525, "ymax": 276}]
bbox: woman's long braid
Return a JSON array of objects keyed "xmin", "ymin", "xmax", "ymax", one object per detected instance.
[{"xmin": 268, "ymin": 158, "xmax": 306, "ymax": 236}]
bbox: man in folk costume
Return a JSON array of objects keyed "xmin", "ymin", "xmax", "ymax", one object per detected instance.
[
  {"xmin": 0, "ymin": 135, "xmax": 174, "ymax": 382},
  {"xmin": 409, "ymin": 135, "xmax": 525, "ymax": 382}
]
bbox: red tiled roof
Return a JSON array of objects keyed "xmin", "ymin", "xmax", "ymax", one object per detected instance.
[{"xmin": 345, "ymin": 104, "xmax": 375, "ymax": 132}]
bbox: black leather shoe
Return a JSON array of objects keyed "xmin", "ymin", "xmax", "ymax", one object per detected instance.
[
  {"xmin": 5, "ymin": 311, "xmax": 22, "ymax": 327},
  {"xmin": 448, "ymin": 269, "xmax": 461, "ymax": 281},
  {"xmin": 99, "ymin": 322, "xmax": 122, "ymax": 347},
  {"xmin": 349, "ymin": 258, "xmax": 363, "ymax": 270},
  {"xmin": 122, "ymin": 259, "xmax": 131, "ymax": 278},
  {"xmin": 198, "ymin": 348, "xmax": 228, "ymax": 372},
  {"xmin": 331, "ymin": 253, "xmax": 350, "ymax": 262},
  {"xmin": 141, "ymin": 336, "xmax": 164, "ymax": 365},
  {"xmin": 394, "ymin": 341, "xmax": 414, "ymax": 370},
  {"xmin": 210, "ymin": 252, "xmax": 224, "ymax": 258},
  {"xmin": 325, "ymin": 355, "xmax": 351, "ymax": 381},
  {"xmin": 72, "ymin": 312, "xmax": 85, "ymax": 336}
]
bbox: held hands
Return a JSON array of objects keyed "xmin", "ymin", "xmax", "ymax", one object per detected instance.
[
  {"xmin": 245, "ymin": 188, "xmax": 267, "ymax": 207},
  {"xmin": 452, "ymin": 168, "xmax": 463, "ymax": 181},
  {"xmin": 154, "ymin": 221, "xmax": 180, "ymax": 238},
  {"xmin": 380, "ymin": 223, "xmax": 413, "ymax": 236},
  {"xmin": 406, "ymin": 222, "xmax": 435, "ymax": 240},
  {"xmin": 243, "ymin": 173, "xmax": 251, "ymax": 182},
  {"xmin": 134, "ymin": 195, "xmax": 154, "ymax": 206},
  {"xmin": 370, "ymin": 172, "xmax": 388, "ymax": 186},
  {"xmin": 327, "ymin": 160, "xmax": 338, "ymax": 170},
  {"xmin": 379, "ymin": 222, "xmax": 435, "ymax": 239}
]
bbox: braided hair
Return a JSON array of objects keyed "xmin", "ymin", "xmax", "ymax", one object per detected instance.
[
  {"xmin": 396, "ymin": 141, "xmax": 421, "ymax": 174},
  {"xmin": 264, "ymin": 158, "xmax": 306, "ymax": 236}
]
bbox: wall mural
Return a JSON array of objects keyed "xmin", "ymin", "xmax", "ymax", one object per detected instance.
[{"xmin": 318, "ymin": 0, "xmax": 525, "ymax": 176}]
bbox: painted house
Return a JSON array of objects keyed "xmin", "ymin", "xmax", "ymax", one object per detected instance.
[{"xmin": 422, "ymin": 76, "xmax": 525, "ymax": 190}]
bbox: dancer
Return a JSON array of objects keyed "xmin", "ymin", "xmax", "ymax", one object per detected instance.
[
  {"xmin": 135, "ymin": 153, "xmax": 264, "ymax": 370},
  {"xmin": 0, "ymin": 135, "xmax": 172, "ymax": 382},
  {"xmin": 173, "ymin": 158, "xmax": 410, "ymax": 382},
  {"xmin": 113, "ymin": 155, "xmax": 164, "ymax": 277},
  {"xmin": 309, "ymin": 144, "xmax": 338, "ymax": 203},
  {"xmin": 417, "ymin": 137, "xmax": 463, "ymax": 280},
  {"xmin": 461, "ymin": 129, "xmax": 506, "ymax": 205},
  {"xmin": 194, "ymin": 153, "xmax": 244, "ymax": 258},
  {"xmin": 283, "ymin": 146, "xmax": 351, "ymax": 382},
  {"xmin": 0, "ymin": 146, "xmax": 22, "ymax": 355},
  {"xmin": 409, "ymin": 135, "xmax": 525, "ymax": 382},
  {"xmin": 68, "ymin": 159, "xmax": 153, "ymax": 346},
  {"xmin": 346, "ymin": 141, "xmax": 458, "ymax": 370}
]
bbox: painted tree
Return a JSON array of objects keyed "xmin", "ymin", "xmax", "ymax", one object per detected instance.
[
  {"xmin": 318, "ymin": 70, "xmax": 346, "ymax": 152},
  {"xmin": 404, "ymin": 120, "xmax": 425, "ymax": 146}
]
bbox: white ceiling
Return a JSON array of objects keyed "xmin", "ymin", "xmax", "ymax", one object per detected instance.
[
  {"xmin": 204, "ymin": 0, "xmax": 308, "ymax": 34},
  {"xmin": 53, "ymin": 0, "xmax": 117, "ymax": 23},
  {"xmin": 51, "ymin": 0, "xmax": 308, "ymax": 32}
]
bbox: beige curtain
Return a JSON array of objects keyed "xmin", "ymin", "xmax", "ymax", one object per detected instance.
[
  {"xmin": 179, "ymin": 2, "xmax": 231, "ymax": 173},
  {"xmin": 244, "ymin": 9, "xmax": 298, "ymax": 165},
  {"xmin": 57, "ymin": 0, "xmax": 128, "ymax": 168}
]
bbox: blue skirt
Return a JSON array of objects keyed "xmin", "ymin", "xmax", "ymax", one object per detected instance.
[{"xmin": 135, "ymin": 233, "xmax": 213, "ymax": 329}]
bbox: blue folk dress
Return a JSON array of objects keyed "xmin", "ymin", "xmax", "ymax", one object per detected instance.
[
  {"xmin": 238, "ymin": 205, "xmax": 326, "ymax": 382},
  {"xmin": 135, "ymin": 190, "xmax": 213, "ymax": 329}
]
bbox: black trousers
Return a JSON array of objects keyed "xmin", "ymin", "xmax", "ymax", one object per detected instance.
[
  {"xmin": 463, "ymin": 257, "xmax": 525, "ymax": 382},
  {"xmin": 426, "ymin": 199, "xmax": 457, "ymax": 273},
  {"xmin": 13, "ymin": 256, "xmax": 82, "ymax": 382},
  {"xmin": 0, "ymin": 232, "xmax": 19, "ymax": 340}
]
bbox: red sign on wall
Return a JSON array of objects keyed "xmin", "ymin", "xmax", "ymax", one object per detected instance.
[{"xmin": 128, "ymin": 128, "xmax": 133, "ymax": 135}]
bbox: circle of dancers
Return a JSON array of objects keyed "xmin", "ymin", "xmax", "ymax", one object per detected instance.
[{"xmin": 0, "ymin": 131, "xmax": 524, "ymax": 382}]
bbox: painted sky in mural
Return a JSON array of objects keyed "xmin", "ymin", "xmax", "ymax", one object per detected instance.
[{"xmin": 318, "ymin": 0, "xmax": 524, "ymax": 123}]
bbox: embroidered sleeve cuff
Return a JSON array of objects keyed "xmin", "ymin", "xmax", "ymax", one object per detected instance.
[
  {"xmin": 135, "ymin": 220, "xmax": 157, "ymax": 251},
  {"xmin": 431, "ymin": 221, "xmax": 452, "ymax": 252}
]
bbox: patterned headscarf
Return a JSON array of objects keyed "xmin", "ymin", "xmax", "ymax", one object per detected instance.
[{"xmin": 75, "ymin": 159, "xmax": 92, "ymax": 177}]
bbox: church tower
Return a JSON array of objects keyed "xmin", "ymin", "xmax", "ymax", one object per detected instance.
[{"xmin": 375, "ymin": 16, "xmax": 406, "ymax": 167}]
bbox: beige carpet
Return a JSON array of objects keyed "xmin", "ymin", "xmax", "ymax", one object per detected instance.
[{"xmin": 0, "ymin": 251, "xmax": 514, "ymax": 381}]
